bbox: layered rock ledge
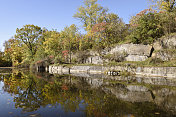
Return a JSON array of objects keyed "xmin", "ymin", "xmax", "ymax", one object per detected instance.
[{"xmin": 49, "ymin": 65, "xmax": 176, "ymax": 78}]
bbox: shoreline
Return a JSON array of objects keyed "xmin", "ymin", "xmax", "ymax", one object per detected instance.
[
  {"xmin": 48, "ymin": 65, "xmax": 176, "ymax": 78},
  {"xmin": 0, "ymin": 67, "xmax": 14, "ymax": 69}
]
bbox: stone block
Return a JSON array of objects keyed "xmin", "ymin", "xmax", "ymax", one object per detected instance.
[
  {"xmin": 125, "ymin": 55, "xmax": 148, "ymax": 61},
  {"xmin": 109, "ymin": 44, "xmax": 152, "ymax": 56}
]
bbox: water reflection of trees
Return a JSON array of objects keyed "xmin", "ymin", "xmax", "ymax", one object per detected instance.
[{"xmin": 1, "ymin": 71, "xmax": 175, "ymax": 117}]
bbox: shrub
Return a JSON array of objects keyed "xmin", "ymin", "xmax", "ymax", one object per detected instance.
[
  {"xmin": 148, "ymin": 58, "xmax": 164, "ymax": 64},
  {"xmin": 130, "ymin": 9, "xmax": 164, "ymax": 44},
  {"xmin": 74, "ymin": 51, "xmax": 90, "ymax": 64}
]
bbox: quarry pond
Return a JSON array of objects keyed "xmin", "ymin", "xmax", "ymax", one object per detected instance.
[{"xmin": 0, "ymin": 68, "xmax": 176, "ymax": 117}]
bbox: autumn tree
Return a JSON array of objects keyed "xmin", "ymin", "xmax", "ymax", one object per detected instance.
[
  {"xmin": 0, "ymin": 50, "xmax": 11, "ymax": 67},
  {"xmin": 3, "ymin": 38, "xmax": 23, "ymax": 66},
  {"xmin": 74, "ymin": 0, "xmax": 129, "ymax": 50},
  {"xmin": 43, "ymin": 30, "xmax": 63, "ymax": 63},
  {"xmin": 42, "ymin": 25, "xmax": 80, "ymax": 64},
  {"xmin": 60, "ymin": 24, "xmax": 79, "ymax": 63},
  {"xmin": 159, "ymin": 11, "xmax": 176, "ymax": 36},
  {"xmin": 3, "ymin": 39, "xmax": 13, "ymax": 63},
  {"xmin": 149, "ymin": 0, "xmax": 176, "ymax": 36},
  {"xmin": 15, "ymin": 24, "xmax": 43, "ymax": 60},
  {"xmin": 149, "ymin": 0, "xmax": 176, "ymax": 12},
  {"xmin": 73, "ymin": 0, "xmax": 108, "ymax": 31},
  {"xmin": 129, "ymin": 9, "xmax": 164, "ymax": 44},
  {"xmin": 73, "ymin": 0, "xmax": 109, "ymax": 51},
  {"xmin": 92, "ymin": 13, "xmax": 128, "ymax": 50}
]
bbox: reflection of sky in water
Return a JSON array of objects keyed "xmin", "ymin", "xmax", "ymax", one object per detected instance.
[
  {"xmin": 0, "ymin": 81, "xmax": 3, "ymax": 94},
  {"xmin": 0, "ymin": 81, "xmax": 20, "ymax": 117}
]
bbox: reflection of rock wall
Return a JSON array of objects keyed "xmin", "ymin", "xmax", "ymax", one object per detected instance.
[
  {"xmin": 154, "ymin": 88, "xmax": 176, "ymax": 115},
  {"xmin": 113, "ymin": 76, "xmax": 176, "ymax": 87},
  {"xmin": 78, "ymin": 76, "xmax": 176, "ymax": 114},
  {"xmin": 102, "ymin": 83, "xmax": 176, "ymax": 114},
  {"xmin": 109, "ymin": 88, "xmax": 153, "ymax": 102},
  {"xmin": 59, "ymin": 72, "xmax": 176, "ymax": 114},
  {"xmin": 100, "ymin": 84, "xmax": 154, "ymax": 102},
  {"xmin": 126, "ymin": 85, "xmax": 149, "ymax": 92},
  {"xmin": 104, "ymin": 85, "xmax": 176, "ymax": 114},
  {"xmin": 85, "ymin": 78, "xmax": 104, "ymax": 88}
]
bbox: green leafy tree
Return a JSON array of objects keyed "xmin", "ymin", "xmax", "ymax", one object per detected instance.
[
  {"xmin": 43, "ymin": 30, "xmax": 61, "ymax": 56},
  {"xmin": 33, "ymin": 28, "xmax": 48, "ymax": 61},
  {"xmin": 60, "ymin": 24, "xmax": 79, "ymax": 63},
  {"xmin": 159, "ymin": 11, "xmax": 176, "ymax": 35},
  {"xmin": 0, "ymin": 51, "xmax": 10, "ymax": 67},
  {"xmin": 3, "ymin": 39, "xmax": 13, "ymax": 63},
  {"xmin": 3, "ymin": 38, "xmax": 23, "ymax": 66},
  {"xmin": 149, "ymin": 0, "xmax": 176, "ymax": 12},
  {"xmin": 43, "ymin": 30, "xmax": 63, "ymax": 63},
  {"xmin": 92, "ymin": 13, "xmax": 128, "ymax": 50},
  {"xmin": 73, "ymin": 0, "xmax": 108, "ymax": 31},
  {"xmin": 129, "ymin": 9, "xmax": 164, "ymax": 44},
  {"xmin": 15, "ymin": 24, "xmax": 43, "ymax": 60},
  {"xmin": 148, "ymin": 0, "xmax": 176, "ymax": 35},
  {"xmin": 42, "ymin": 25, "xmax": 80, "ymax": 64}
]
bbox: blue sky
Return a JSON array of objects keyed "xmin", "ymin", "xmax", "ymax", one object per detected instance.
[{"xmin": 0, "ymin": 0, "xmax": 149, "ymax": 51}]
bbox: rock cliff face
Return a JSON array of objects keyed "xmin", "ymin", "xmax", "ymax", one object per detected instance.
[
  {"xmin": 70, "ymin": 35, "xmax": 176, "ymax": 65},
  {"xmin": 109, "ymin": 44, "xmax": 152, "ymax": 61},
  {"xmin": 159, "ymin": 35, "xmax": 176, "ymax": 49},
  {"xmin": 110, "ymin": 44, "xmax": 152, "ymax": 56},
  {"xmin": 155, "ymin": 49, "xmax": 176, "ymax": 61},
  {"xmin": 81, "ymin": 43, "xmax": 153, "ymax": 64},
  {"xmin": 152, "ymin": 35, "xmax": 176, "ymax": 61},
  {"xmin": 125, "ymin": 55, "xmax": 148, "ymax": 61},
  {"xmin": 85, "ymin": 56, "xmax": 103, "ymax": 64},
  {"xmin": 81, "ymin": 35, "xmax": 176, "ymax": 64}
]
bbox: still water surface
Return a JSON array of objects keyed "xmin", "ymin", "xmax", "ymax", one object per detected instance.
[{"xmin": 0, "ymin": 68, "xmax": 176, "ymax": 117}]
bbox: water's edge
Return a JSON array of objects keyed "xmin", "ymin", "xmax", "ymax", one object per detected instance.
[{"xmin": 49, "ymin": 65, "xmax": 176, "ymax": 78}]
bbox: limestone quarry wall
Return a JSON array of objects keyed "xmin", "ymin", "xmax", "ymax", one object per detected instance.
[{"xmin": 49, "ymin": 65, "xmax": 176, "ymax": 78}]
